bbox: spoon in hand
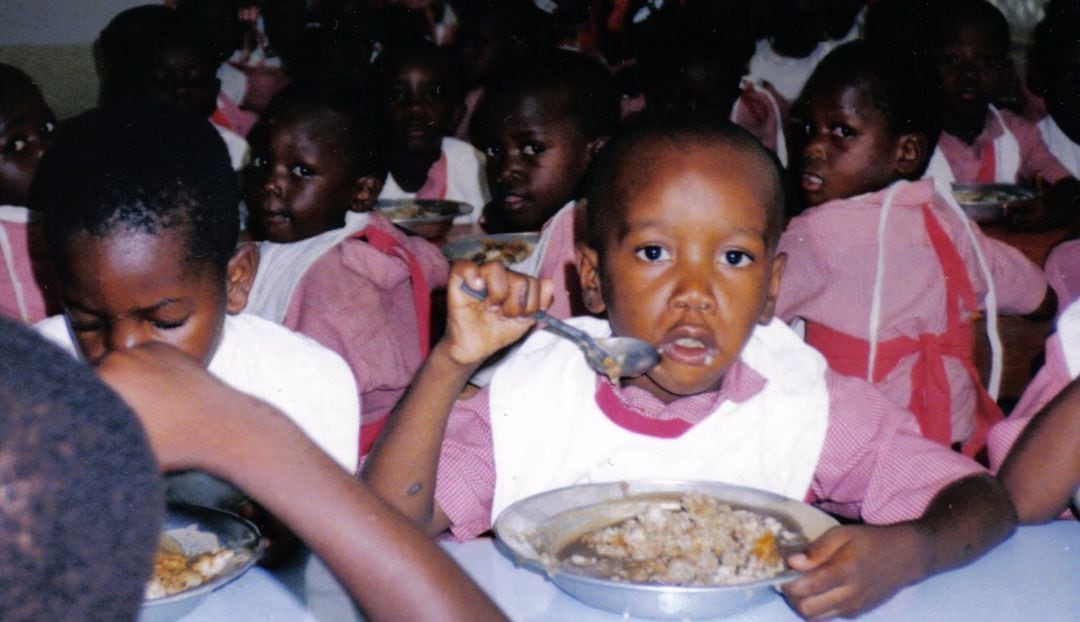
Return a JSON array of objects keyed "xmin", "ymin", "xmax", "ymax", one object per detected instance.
[{"xmin": 459, "ymin": 282, "xmax": 661, "ymax": 380}]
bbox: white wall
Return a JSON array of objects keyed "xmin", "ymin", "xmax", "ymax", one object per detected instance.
[{"xmin": 0, "ymin": 0, "xmax": 149, "ymax": 45}]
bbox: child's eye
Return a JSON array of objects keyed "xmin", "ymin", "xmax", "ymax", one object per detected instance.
[
  {"xmin": 522, "ymin": 143, "xmax": 545, "ymax": 156},
  {"xmin": 41, "ymin": 121, "xmax": 56, "ymax": 134},
  {"xmin": 68, "ymin": 320, "xmax": 102, "ymax": 333},
  {"xmin": 829, "ymin": 125, "xmax": 854, "ymax": 139},
  {"xmin": 152, "ymin": 318, "xmax": 187, "ymax": 330},
  {"xmin": 484, "ymin": 145, "xmax": 503, "ymax": 158},
  {"xmin": 421, "ymin": 86, "xmax": 444, "ymax": 103},
  {"xmin": 290, "ymin": 164, "xmax": 314, "ymax": 177},
  {"xmin": 722, "ymin": 250, "xmax": 754, "ymax": 267},
  {"xmin": 250, "ymin": 156, "xmax": 267, "ymax": 169},
  {"xmin": 634, "ymin": 245, "xmax": 670, "ymax": 262},
  {"xmin": 5, "ymin": 137, "xmax": 28, "ymax": 154}
]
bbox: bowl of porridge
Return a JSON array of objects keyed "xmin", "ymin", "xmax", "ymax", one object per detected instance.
[{"xmin": 493, "ymin": 480, "xmax": 838, "ymax": 619}]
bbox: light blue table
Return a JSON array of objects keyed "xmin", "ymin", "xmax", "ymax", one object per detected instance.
[{"xmin": 177, "ymin": 521, "xmax": 1080, "ymax": 621}]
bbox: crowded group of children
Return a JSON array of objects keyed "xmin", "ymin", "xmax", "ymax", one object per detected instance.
[{"xmin": 2, "ymin": 0, "xmax": 1079, "ymax": 619}]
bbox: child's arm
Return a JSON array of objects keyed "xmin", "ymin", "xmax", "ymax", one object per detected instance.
[
  {"xmin": 362, "ymin": 261, "xmax": 553, "ymax": 535},
  {"xmin": 997, "ymin": 375, "xmax": 1080, "ymax": 523},
  {"xmin": 781, "ymin": 473, "xmax": 1015, "ymax": 619},
  {"xmin": 96, "ymin": 342, "xmax": 507, "ymax": 622}
]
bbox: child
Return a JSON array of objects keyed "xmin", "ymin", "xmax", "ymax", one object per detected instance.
[
  {"xmin": 777, "ymin": 41, "xmax": 1047, "ymax": 457},
  {"xmin": 29, "ymin": 106, "xmax": 359, "ymax": 475},
  {"xmin": 988, "ymin": 297, "xmax": 1080, "ymax": 522},
  {"xmin": 469, "ymin": 48, "xmax": 619, "ymax": 319},
  {"xmin": 0, "ymin": 64, "xmax": 61, "ymax": 323},
  {"xmin": 363, "ymin": 116, "xmax": 1016, "ymax": 619},
  {"xmin": 0, "ymin": 316, "xmax": 163, "ymax": 621},
  {"xmin": 926, "ymin": 0, "xmax": 1079, "ymax": 226},
  {"xmin": 243, "ymin": 85, "xmax": 448, "ymax": 455},
  {"xmin": 1027, "ymin": 6, "xmax": 1080, "ymax": 178},
  {"xmin": 374, "ymin": 39, "xmax": 488, "ymax": 223}
]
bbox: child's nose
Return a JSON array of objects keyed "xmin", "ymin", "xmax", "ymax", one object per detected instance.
[
  {"xmin": 670, "ymin": 267, "xmax": 715, "ymax": 312},
  {"xmin": 263, "ymin": 171, "xmax": 284, "ymax": 197},
  {"xmin": 497, "ymin": 151, "xmax": 525, "ymax": 184},
  {"xmin": 105, "ymin": 321, "xmax": 150, "ymax": 354}
]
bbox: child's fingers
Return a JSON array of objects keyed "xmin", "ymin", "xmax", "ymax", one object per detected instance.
[{"xmin": 787, "ymin": 526, "xmax": 849, "ymax": 571}]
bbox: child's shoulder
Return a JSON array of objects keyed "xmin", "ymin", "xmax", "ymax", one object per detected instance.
[{"xmin": 221, "ymin": 313, "xmax": 352, "ymax": 366}]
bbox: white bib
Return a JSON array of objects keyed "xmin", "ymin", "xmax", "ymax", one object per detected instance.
[
  {"xmin": 730, "ymin": 79, "xmax": 788, "ymax": 167},
  {"xmin": 1058, "ymin": 299, "xmax": 1080, "ymax": 379},
  {"xmin": 378, "ymin": 137, "xmax": 488, "ymax": 224},
  {"xmin": 246, "ymin": 212, "xmax": 371, "ymax": 322},
  {"xmin": 924, "ymin": 105, "xmax": 1021, "ymax": 184},
  {"xmin": 1037, "ymin": 115, "xmax": 1080, "ymax": 178},
  {"xmin": 488, "ymin": 317, "xmax": 831, "ymax": 522}
]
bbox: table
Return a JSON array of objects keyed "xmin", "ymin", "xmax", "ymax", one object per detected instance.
[{"xmin": 175, "ymin": 522, "xmax": 1079, "ymax": 621}]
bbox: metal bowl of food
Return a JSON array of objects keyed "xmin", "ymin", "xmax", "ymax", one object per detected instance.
[
  {"xmin": 375, "ymin": 199, "xmax": 473, "ymax": 239},
  {"xmin": 952, "ymin": 183, "xmax": 1036, "ymax": 223},
  {"xmin": 494, "ymin": 480, "xmax": 838, "ymax": 620},
  {"xmin": 441, "ymin": 232, "xmax": 540, "ymax": 269},
  {"xmin": 139, "ymin": 503, "xmax": 264, "ymax": 622}
]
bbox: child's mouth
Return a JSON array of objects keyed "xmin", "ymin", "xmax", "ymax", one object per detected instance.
[
  {"xmin": 499, "ymin": 194, "xmax": 528, "ymax": 210},
  {"xmin": 801, "ymin": 173, "xmax": 824, "ymax": 192},
  {"xmin": 659, "ymin": 335, "xmax": 718, "ymax": 367}
]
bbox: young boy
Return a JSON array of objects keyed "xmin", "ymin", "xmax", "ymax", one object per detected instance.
[
  {"xmin": 0, "ymin": 64, "xmax": 61, "ymax": 323},
  {"xmin": 29, "ymin": 107, "xmax": 359, "ymax": 475},
  {"xmin": 375, "ymin": 39, "xmax": 488, "ymax": 223},
  {"xmin": 470, "ymin": 48, "xmax": 619, "ymax": 320},
  {"xmin": 364, "ymin": 117, "xmax": 1017, "ymax": 619}
]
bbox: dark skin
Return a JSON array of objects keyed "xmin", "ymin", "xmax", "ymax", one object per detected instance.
[{"xmin": 383, "ymin": 59, "xmax": 463, "ymax": 192}]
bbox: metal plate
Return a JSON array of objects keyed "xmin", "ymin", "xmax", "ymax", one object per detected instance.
[
  {"xmin": 440, "ymin": 232, "xmax": 541, "ymax": 267},
  {"xmin": 375, "ymin": 199, "xmax": 473, "ymax": 238},
  {"xmin": 494, "ymin": 480, "xmax": 838, "ymax": 620},
  {"xmin": 952, "ymin": 183, "xmax": 1036, "ymax": 223}
]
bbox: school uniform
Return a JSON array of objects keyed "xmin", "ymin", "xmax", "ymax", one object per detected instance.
[
  {"xmin": 35, "ymin": 312, "xmax": 360, "ymax": 473},
  {"xmin": 927, "ymin": 105, "xmax": 1072, "ymax": 184},
  {"xmin": 0, "ymin": 206, "xmax": 59, "ymax": 324},
  {"xmin": 776, "ymin": 179, "xmax": 1046, "ymax": 454},
  {"xmin": 435, "ymin": 316, "xmax": 985, "ymax": 540},
  {"xmin": 988, "ymin": 298, "xmax": 1080, "ymax": 477},
  {"xmin": 378, "ymin": 137, "xmax": 489, "ymax": 224},
  {"xmin": 730, "ymin": 79, "xmax": 788, "ymax": 167},
  {"xmin": 246, "ymin": 210, "xmax": 449, "ymax": 456},
  {"xmin": 1045, "ymin": 240, "xmax": 1080, "ymax": 311},
  {"xmin": 745, "ymin": 38, "xmax": 838, "ymax": 105},
  {"xmin": 1036, "ymin": 115, "xmax": 1080, "ymax": 178}
]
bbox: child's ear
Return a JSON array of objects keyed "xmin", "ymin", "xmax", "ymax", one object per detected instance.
[
  {"xmin": 757, "ymin": 252, "xmax": 786, "ymax": 325},
  {"xmin": 577, "ymin": 244, "xmax": 608, "ymax": 314},
  {"xmin": 350, "ymin": 175, "xmax": 385, "ymax": 212},
  {"xmin": 895, "ymin": 133, "xmax": 928, "ymax": 178},
  {"xmin": 225, "ymin": 242, "xmax": 259, "ymax": 314}
]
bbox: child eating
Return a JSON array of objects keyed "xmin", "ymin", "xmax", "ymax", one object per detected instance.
[
  {"xmin": 375, "ymin": 39, "xmax": 488, "ymax": 222},
  {"xmin": 243, "ymin": 85, "xmax": 448, "ymax": 455},
  {"xmin": 364, "ymin": 116, "xmax": 1016, "ymax": 619},
  {"xmin": 30, "ymin": 106, "xmax": 359, "ymax": 474},
  {"xmin": 777, "ymin": 41, "xmax": 1047, "ymax": 456},
  {"xmin": 0, "ymin": 64, "xmax": 61, "ymax": 323}
]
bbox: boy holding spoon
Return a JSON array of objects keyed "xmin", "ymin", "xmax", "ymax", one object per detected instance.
[{"xmin": 363, "ymin": 116, "xmax": 1016, "ymax": 619}]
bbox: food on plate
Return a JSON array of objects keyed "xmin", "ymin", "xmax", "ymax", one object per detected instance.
[
  {"xmin": 469, "ymin": 237, "xmax": 536, "ymax": 265},
  {"xmin": 379, "ymin": 201, "xmax": 429, "ymax": 221},
  {"xmin": 558, "ymin": 493, "xmax": 805, "ymax": 586},
  {"xmin": 145, "ymin": 527, "xmax": 247, "ymax": 599},
  {"xmin": 953, "ymin": 185, "xmax": 1033, "ymax": 206}
]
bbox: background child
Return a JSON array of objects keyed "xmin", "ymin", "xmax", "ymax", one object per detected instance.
[
  {"xmin": 374, "ymin": 39, "xmax": 488, "ymax": 223},
  {"xmin": 244, "ymin": 85, "xmax": 448, "ymax": 455},
  {"xmin": 1026, "ymin": 6, "xmax": 1080, "ymax": 179},
  {"xmin": 469, "ymin": 48, "xmax": 618, "ymax": 320},
  {"xmin": 926, "ymin": 0, "xmax": 1079, "ymax": 227},
  {"xmin": 0, "ymin": 316, "xmax": 163, "ymax": 622},
  {"xmin": 29, "ymin": 106, "xmax": 359, "ymax": 475},
  {"xmin": 364, "ymin": 116, "xmax": 1016, "ymax": 620},
  {"xmin": 777, "ymin": 41, "xmax": 1047, "ymax": 456},
  {"xmin": 0, "ymin": 64, "xmax": 61, "ymax": 324}
]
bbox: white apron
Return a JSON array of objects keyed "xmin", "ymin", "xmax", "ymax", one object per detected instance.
[
  {"xmin": 1037, "ymin": 115, "xmax": 1080, "ymax": 179},
  {"xmin": 0, "ymin": 205, "xmax": 35, "ymax": 323},
  {"xmin": 1058, "ymin": 299, "xmax": 1080, "ymax": 379},
  {"xmin": 924, "ymin": 105, "xmax": 1021, "ymax": 184},
  {"xmin": 488, "ymin": 316, "xmax": 831, "ymax": 521}
]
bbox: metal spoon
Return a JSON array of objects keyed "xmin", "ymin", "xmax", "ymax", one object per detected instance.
[{"xmin": 460, "ymin": 282, "xmax": 661, "ymax": 380}]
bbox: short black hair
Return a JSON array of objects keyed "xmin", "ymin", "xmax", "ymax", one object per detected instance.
[
  {"xmin": 373, "ymin": 37, "xmax": 465, "ymax": 102},
  {"xmin": 258, "ymin": 83, "xmax": 385, "ymax": 181},
  {"xmin": 470, "ymin": 48, "xmax": 619, "ymax": 143},
  {"xmin": 586, "ymin": 115, "xmax": 785, "ymax": 254},
  {"xmin": 800, "ymin": 40, "xmax": 943, "ymax": 173},
  {"xmin": 0, "ymin": 63, "xmax": 43, "ymax": 112},
  {"xmin": 0, "ymin": 316, "xmax": 163, "ymax": 620},
  {"xmin": 31, "ymin": 106, "xmax": 238, "ymax": 277},
  {"xmin": 934, "ymin": 0, "xmax": 1010, "ymax": 56},
  {"xmin": 95, "ymin": 4, "xmax": 171, "ymax": 108}
]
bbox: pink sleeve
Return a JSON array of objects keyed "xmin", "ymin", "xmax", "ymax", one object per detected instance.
[
  {"xmin": 988, "ymin": 335, "xmax": 1072, "ymax": 471},
  {"xmin": 1008, "ymin": 111, "xmax": 1072, "ymax": 185},
  {"xmin": 810, "ymin": 370, "xmax": 987, "ymax": 523},
  {"xmin": 972, "ymin": 223, "xmax": 1048, "ymax": 314},
  {"xmin": 775, "ymin": 215, "xmax": 830, "ymax": 323},
  {"xmin": 536, "ymin": 203, "xmax": 587, "ymax": 320},
  {"xmin": 1045, "ymin": 240, "xmax": 1080, "ymax": 309},
  {"xmin": 434, "ymin": 387, "xmax": 497, "ymax": 540}
]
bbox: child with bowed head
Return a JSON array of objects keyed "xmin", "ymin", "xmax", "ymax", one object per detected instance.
[
  {"xmin": 374, "ymin": 39, "xmax": 488, "ymax": 222},
  {"xmin": 469, "ymin": 48, "xmax": 619, "ymax": 319},
  {"xmin": 364, "ymin": 116, "xmax": 1017, "ymax": 619},
  {"xmin": 30, "ymin": 106, "xmax": 359, "ymax": 476},
  {"xmin": 243, "ymin": 85, "xmax": 448, "ymax": 456},
  {"xmin": 776, "ymin": 41, "xmax": 1047, "ymax": 457},
  {"xmin": 0, "ymin": 64, "xmax": 61, "ymax": 324},
  {"xmin": 925, "ymin": 0, "xmax": 1079, "ymax": 228}
]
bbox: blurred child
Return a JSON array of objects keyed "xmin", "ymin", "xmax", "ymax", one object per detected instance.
[
  {"xmin": 244, "ymin": 85, "xmax": 448, "ymax": 455},
  {"xmin": 1027, "ymin": 6, "xmax": 1080, "ymax": 179},
  {"xmin": 777, "ymin": 42, "xmax": 1047, "ymax": 456},
  {"xmin": 0, "ymin": 316, "xmax": 163, "ymax": 621},
  {"xmin": 470, "ymin": 48, "xmax": 619, "ymax": 319},
  {"xmin": 745, "ymin": 0, "xmax": 839, "ymax": 106},
  {"xmin": 926, "ymin": 0, "xmax": 1079, "ymax": 227},
  {"xmin": 0, "ymin": 64, "xmax": 61, "ymax": 323},
  {"xmin": 30, "ymin": 106, "xmax": 359, "ymax": 474},
  {"xmin": 375, "ymin": 39, "xmax": 487, "ymax": 223},
  {"xmin": 363, "ymin": 116, "xmax": 1016, "ymax": 619}
]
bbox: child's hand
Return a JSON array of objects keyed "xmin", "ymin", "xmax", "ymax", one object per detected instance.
[
  {"xmin": 442, "ymin": 260, "xmax": 553, "ymax": 367},
  {"xmin": 780, "ymin": 524, "xmax": 926, "ymax": 620}
]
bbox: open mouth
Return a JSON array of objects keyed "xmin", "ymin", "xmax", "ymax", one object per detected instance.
[
  {"xmin": 497, "ymin": 193, "xmax": 529, "ymax": 211},
  {"xmin": 658, "ymin": 332, "xmax": 719, "ymax": 367},
  {"xmin": 801, "ymin": 173, "xmax": 824, "ymax": 193}
]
